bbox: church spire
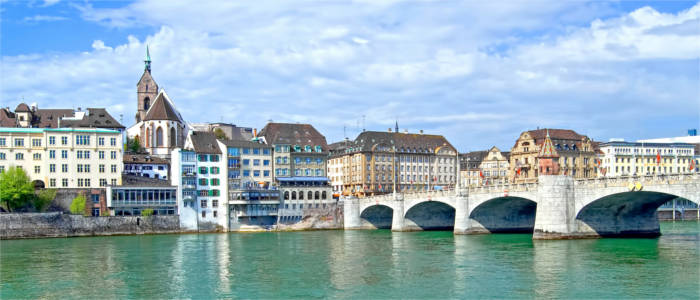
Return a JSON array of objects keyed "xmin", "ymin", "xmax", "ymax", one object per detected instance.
[
  {"xmin": 395, "ymin": 120, "xmax": 399, "ymax": 133},
  {"xmin": 144, "ymin": 45, "xmax": 152, "ymax": 72}
]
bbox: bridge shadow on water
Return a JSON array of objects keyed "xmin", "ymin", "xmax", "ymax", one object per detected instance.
[{"xmin": 470, "ymin": 197, "xmax": 537, "ymax": 233}]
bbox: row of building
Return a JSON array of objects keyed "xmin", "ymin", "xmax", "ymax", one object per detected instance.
[{"xmin": 2, "ymin": 49, "xmax": 698, "ymax": 230}]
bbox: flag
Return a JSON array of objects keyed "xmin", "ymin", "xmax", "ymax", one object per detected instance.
[
  {"xmin": 516, "ymin": 168, "xmax": 521, "ymax": 176},
  {"xmin": 479, "ymin": 171, "xmax": 484, "ymax": 178},
  {"xmin": 691, "ymin": 159, "xmax": 695, "ymax": 171},
  {"xmin": 378, "ymin": 183, "xmax": 382, "ymax": 191},
  {"xmin": 656, "ymin": 150, "xmax": 661, "ymax": 165}
]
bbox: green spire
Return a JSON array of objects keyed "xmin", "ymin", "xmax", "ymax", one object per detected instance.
[{"xmin": 144, "ymin": 45, "xmax": 152, "ymax": 72}]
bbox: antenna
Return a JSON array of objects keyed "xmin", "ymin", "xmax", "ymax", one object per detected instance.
[
  {"xmin": 343, "ymin": 125, "xmax": 347, "ymax": 139},
  {"xmin": 362, "ymin": 115, "xmax": 365, "ymax": 132}
]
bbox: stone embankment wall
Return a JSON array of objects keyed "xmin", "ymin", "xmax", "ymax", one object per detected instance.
[
  {"xmin": 277, "ymin": 203, "xmax": 344, "ymax": 231},
  {"xmin": 0, "ymin": 212, "xmax": 180, "ymax": 239}
]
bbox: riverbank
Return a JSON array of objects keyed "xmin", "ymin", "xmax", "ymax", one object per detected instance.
[{"xmin": 0, "ymin": 212, "xmax": 181, "ymax": 239}]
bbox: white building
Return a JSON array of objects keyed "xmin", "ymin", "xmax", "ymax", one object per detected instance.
[
  {"xmin": 123, "ymin": 153, "xmax": 170, "ymax": 180},
  {"xmin": 598, "ymin": 140, "xmax": 695, "ymax": 177},
  {"xmin": 0, "ymin": 127, "xmax": 123, "ymax": 188},
  {"xmin": 171, "ymin": 131, "xmax": 228, "ymax": 231}
]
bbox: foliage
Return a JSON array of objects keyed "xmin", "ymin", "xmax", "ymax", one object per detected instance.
[
  {"xmin": 0, "ymin": 167, "xmax": 35, "ymax": 212},
  {"xmin": 126, "ymin": 137, "xmax": 142, "ymax": 153},
  {"xmin": 213, "ymin": 128, "xmax": 226, "ymax": 140},
  {"xmin": 69, "ymin": 195, "xmax": 87, "ymax": 215},
  {"xmin": 34, "ymin": 189, "xmax": 57, "ymax": 212},
  {"xmin": 141, "ymin": 209, "xmax": 154, "ymax": 217}
]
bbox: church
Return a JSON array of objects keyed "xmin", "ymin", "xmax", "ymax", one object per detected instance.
[{"xmin": 126, "ymin": 47, "xmax": 188, "ymax": 159}]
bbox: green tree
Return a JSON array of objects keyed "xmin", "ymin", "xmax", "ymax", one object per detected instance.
[
  {"xmin": 0, "ymin": 167, "xmax": 35, "ymax": 212},
  {"xmin": 34, "ymin": 189, "xmax": 57, "ymax": 212},
  {"xmin": 213, "ymin": 128, "xmax": 226, "ymax": 140},
  {"xmin": 141, "ymin": 208, "xmax": 154, "ymax": 216},
  {"xmin": 69, "ymin": 195, "xmax": 86, "ymax": 215},
  {"xmin": 126, "ymin": 136, "xmax": 142, "ymax": 153}
]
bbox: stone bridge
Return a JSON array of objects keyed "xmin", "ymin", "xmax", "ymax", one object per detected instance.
[{"xmin": 344, "ymin": 174, "xmax": 700, "ymax": 239}]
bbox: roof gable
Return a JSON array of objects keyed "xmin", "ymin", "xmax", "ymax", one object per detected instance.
[{"xmin": 143, "ymin": 91, "xmax": 183, "ymax": 122}]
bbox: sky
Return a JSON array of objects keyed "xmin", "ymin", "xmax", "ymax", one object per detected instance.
[{"xmin": 1, "ymin": 0, "xmax": 699, "ymax": 152}]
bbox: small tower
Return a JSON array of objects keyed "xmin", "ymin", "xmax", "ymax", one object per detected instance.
[
  {"xmin": 136, "ymin": 46, "xmax": 158, "ymax": 123},
  {"xmin": 538, "ymin": 129, "xmax": 560, "ymax": 175},
  {"xmin": 395, "ymin": 120, "xmax": 399, "ymax": 134}
]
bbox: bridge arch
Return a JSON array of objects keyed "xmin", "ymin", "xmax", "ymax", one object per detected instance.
[
  {"xmin": 359, "ymin": 204, "xmax": 394, "ymax": 229},
  {"xmin": 576, "ymin": 190, "xmax": 698, "ymax": 237},
  {"xmin": 403, "ymin": 201, "xmax": 455, "ymax": 231},
  {"xmin": 469, "ymin": 196, "xmax": 537, "ymax": 233}
]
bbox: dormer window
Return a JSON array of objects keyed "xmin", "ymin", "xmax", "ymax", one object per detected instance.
[{"xmin": 305, "ymin": 145, "xmax": 312, "ymax": 152}]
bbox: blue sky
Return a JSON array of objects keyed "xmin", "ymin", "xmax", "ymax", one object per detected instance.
[{"xmin": 1, "ymin": 0, "xmax": 699, "ymax": 151}]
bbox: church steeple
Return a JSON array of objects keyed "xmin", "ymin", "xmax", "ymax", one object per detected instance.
[
  {"xmin": 144, "ymin": 45, "xmax": 152, "ymax": 72},
  {"xmin": 395, "ymin": 120, "xmax": 399, "ymax": 133}
]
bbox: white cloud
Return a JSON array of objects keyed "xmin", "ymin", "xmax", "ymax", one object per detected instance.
[
  {"xmin": 23, "ymin": 15, "xmax": 67, "ymax": 22},
  {"xmin": 2, "ymin": 1, "xmax": 699, "ymax": 150}
]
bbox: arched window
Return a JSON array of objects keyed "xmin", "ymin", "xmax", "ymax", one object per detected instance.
[
  {"xmin": 314, "ymin": 191, "xmax": 320, "ymax": 200},
  {"xmin": 308, "ymin": 191, "xmax": 313, "ymax": 200},
  {"xmin": 284, "ymin": 191, "xmax": 289, "ymax": 200},
  {"xmin": 291, "ymin": 191, "xmax": 297, "ymax": 200},
  {"xmin": 144, "ymin": 97, "xmax": 150, "ymax": 111},
  {"xmin": 156, "ymin": 127, "xmax": 163, "ymax": 147},
  {"xmin": 299, "ymin": 191, "xmax": 304, "ymax": 200},
  {"xmin": 145, "ymin": 127, "xmax": 150, "ymax": 148},
  {"xmin": 170, "ymin": 127, "xmax": 176, "ymax": 147},
  {"xmin": 321, "ymin": 191, "xmax": 327, "ymax": 199}
]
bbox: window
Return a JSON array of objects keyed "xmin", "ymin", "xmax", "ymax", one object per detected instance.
[
  {"xmin": 62, "ymin": 178, "xmax": 68, "ymax": 187},
  {"xmin": 50, "ymin": 179, "xmax": 56, "ymax": 187},
  {"xmin": 243, "ymin": 148, "xmax": 250, "ymax": 154},
  {"xmin": 77, "ymin": 164, "xmax": 84, "ymax": 173},
  {"xmin": 242, "ymin": 159, "xmax": 249, "ymax": 166},
  {"xmin": 111, "ymin": 165, "xmax": 117, "ymax": 173},
  {"xmin": 85, "ymin": 165, "xmax": 90, "ymax": 173},
  {"xmin": 0, "ymin": 138, "xmax": 5, "ymax": 146},
  {"xmin": 99, "ymin": 164, "xmax": 105, "ymax": 173},
  {"xmin": 92, "ymin": 194, "xmax": 100, "ymax": 204},
  {"xmin": 62, "ymin": 164, "xmax": 68, "ymax": 173},
  {"xmin": 48, "ymin": 150, "xmax": 55, "ymax": 159},
  {"xmin": 253, "ymin": 159, "xmax": 260, "ymax": 166},
  {"xmin": 199, "ymin": 178, "xmax": 208, "ymax": 186},
  {"xmin": 14, "ymin": 138, "xmax": 24, "ymax": 147},
  {"xmin": 253, "ymin": 148, "xmax": 260, "ymax": 155},
  {"xmin": 201, "ymin": 211, "xmax": 206, "ymax": 218},
  {"xmin": 263, "ymin": 160, "xmax": 270, "ymax": 166},
  {"xmin": 100, "ymin": 179, "xmax": 107, "ymax": 187},
  {"xmin": 110, "ymin": 151, "xmax": 117, "ymax": 159},
  {"xmin": 210, "ymin": 167, "xmax": 219, "ymax": 174},
  {"xmin": 0, "ymin": 153, "xmax": 4, "ymax": 160},
  {"xmin": 85, "ymin": 151, "xmax": 90, "ymax": 159},
  {"xmin": 61, "ymin": 136, "xmax": 68, "ymax": 145},
  {"xmin": 210, "ymin": 155, "xmax": 219, "ymax": 162},
  {"xmin": 264, "ymin": 170, "xmax": 270, "ymax": 177},
  {"xmin": 76, "ymin": 135, "xmax": 90, "ymax": 145},
  {"xmin": 50, "ymin": 164, "xmax": 56, "ymax": 173},
  {"xmin": 32, "ymin": 139, "xmax": 41, "ymax": 147},
  {"xmin": 77, "ymin": 151, "xmax": 83, "ymax": 159},
  {"xmin": 305, "ymin": 145, "xmax": 312, "ymax": 152},
  {"xmin": 213, "ymin": 211, "xmax": 218, "ymax": 218},
  {"xmin": 212, "ymin": 200, "xmax": 218, "ymax": 207},
  {"xmin": 263, "ymin": 148, "xmax": 271, "ymax": 155},
  {"xmin": 201, "ymin": 200, "xmax": 207, "ymax": 208},
  {"xmin": 34, "ymin": 166, "xmax": 40, "ymax": 174},
  {"xmin": 33, "ymin": 153, "xmax": 41, "ymax": 160},
  {"xmin": 98, "ymin": 137, "xmax": 105, "ymax": 146},
  {"xmin": 199, "ymin": 167, "xmax": 208, "ymax": 174},
  {"xmin": 111, "ymin": 179, "xmax": 117, "ymax": 185},
  {"xmin": 253, "ymin": 170, "xmax": 260, "ymax": 177},
  {"xmin": 78, "ymin": 178, "xmax": 84, "ymax": 187},
  {"xmin": 15, "ymin": 153, "xmax": 24, "ymax": 160},
  {"xmin": 211, "ymin": 178, "xmax": 219, "ymax": 186},
  {"xmin": 315, "ymin": 146, "xmax": 322, "ymax": 152},
  {"xmin": 243, "ymin": 170, "xmax": 250, "ymax": 177},
  {"xmin": 99, "ymin": 151, "xmax": 105, "ymax": 159},
  {"xmin": 61, "ymin": 150, "xmax": 68, "ymax": 159},
  {"xmin": 198, "ymin": 154, "xmax": 208, "ymax": 162},
  {"xmin": 110, "ymin": 138, "xmax": 117, "ymax": 146}
]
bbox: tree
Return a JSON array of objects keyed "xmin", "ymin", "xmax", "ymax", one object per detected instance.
[
  {"xmin": 70, "ymin": 195, "xmax": 86, "ymax": 215},
  {"xmin": 141, "ymin": 209, "xmax": 154, "ymax": 216},
  {"xmin": 126, "ymin": 136, "xmax": 142, "ymax": 153},
  {"xmin": 34, "ymin": 189, "xmax": 57, "ymax": 212},
  {"xmin": 213, "ymin": 128, "xmax": 226, "ymax": 140},
  {"xmin": 0, "ymin": 167, "xmax": 35, "ymax": 212}
]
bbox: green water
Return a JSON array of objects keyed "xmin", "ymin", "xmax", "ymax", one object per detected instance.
[{"xmin": 1, "ymin": 222, "xmax": 699, "ymax": 299}]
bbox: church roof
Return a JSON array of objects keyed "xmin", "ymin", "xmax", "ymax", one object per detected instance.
[
  {"xmin": 143, "ymin": 92, "xmax": 181, "ymax": 122},
  {"xmin": 538, "ymin": 131, "xmax": 559, "ymax": 158}
]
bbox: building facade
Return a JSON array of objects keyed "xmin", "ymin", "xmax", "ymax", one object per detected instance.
[
  {"xmin": 123, "ymin": 153, "xmax": 170, "ymax": 180},
  {"xmin": 509, "ymin": 129, "xmax": 598, "ymax": 183},
  {"xmin": 598, "ymin": 141, "xmax": 695, "ymax": 177},
  {"xmin": 329, "ymin": 129, "xmax": 458, "ymax": 197},
  {"xmin": 171, "ymin": 132, "xmax": 228, "ymax": 231},
  {"xmin": 106, "ymin": 175, "xmax": 177, "ymax": 216},
  {"xmin": 0, "ymin": 128, "xmax": 123, "ymax": 188}
]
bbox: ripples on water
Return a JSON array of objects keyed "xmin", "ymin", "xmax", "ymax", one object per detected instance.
[{"xmin": 1, "ymin": 221, "xmax": 699, "ymax": 299}]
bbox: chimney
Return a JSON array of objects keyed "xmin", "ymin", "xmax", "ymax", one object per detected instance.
[
  {"xmin": 419, "ymin": 130, "xmax": 423, "ymax": 134},
  {"xmin": 388, "ymin": 128, "xmax": 392, "ymax": 132},
  {"xmin": 253, "ymin": 128, "xmax": 257, "ymax": 137}
]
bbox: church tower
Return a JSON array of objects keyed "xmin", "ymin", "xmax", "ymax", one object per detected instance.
[{"xmin": 136, "ymin": 46, "xmax": 158, "ymax": 123}]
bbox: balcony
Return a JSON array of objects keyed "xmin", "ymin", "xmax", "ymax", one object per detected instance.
[
  {"xmin": 183, "ymin": 194, "xmax": 196, "ymax": 201},
  {"xmin": 182, "ymin": 184, "xmax": 196, "ymax": 190},
  {"xmin": 182, "ymin": 171, "xmax": 196, "ymax": 178}
]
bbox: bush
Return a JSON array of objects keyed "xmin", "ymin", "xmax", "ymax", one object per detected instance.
[
  {"xmin": 0, "ymin": 167, "xmax": 35, "ymax": 212},
  {"xmin": 69, "ymin": 195, "xmax": 86, "ymax": 215},
  {"xmin": 34, "ymin": 189, "xmax": 57, "ymax": 212},
  {"xmin": 141, "ymin": 209, "xmax": 154, "ymax": 217}
]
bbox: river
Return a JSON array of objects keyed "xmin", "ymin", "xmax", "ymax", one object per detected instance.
[{"xmin": 1, "ymin": 221, "xmax": 699, "ymax": 299}]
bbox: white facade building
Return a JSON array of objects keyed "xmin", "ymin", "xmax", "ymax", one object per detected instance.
[
  {"xmin": 0, "ymin": 128, "xmax": 123, "ymax": 188},
  {"xmin": 598, "ymin": 141, "xmax": 695, "ymax": 177}
]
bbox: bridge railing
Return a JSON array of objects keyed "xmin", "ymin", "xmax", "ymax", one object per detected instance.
[{"xmin": 574, "ymin": 173, "xmax": 699, "ymax": 188}]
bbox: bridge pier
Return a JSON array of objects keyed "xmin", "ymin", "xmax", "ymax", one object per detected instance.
[
  {"xmin": 343, "ymin": 197, "xmax": 362, "ymax": 230},
  {"xmin": 533, "ymin": 175, "xmax": 596, "ymax": 239},
  {"xmin": 390, "ymin": 194, "xmax": 406, "ymax": 231}
]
